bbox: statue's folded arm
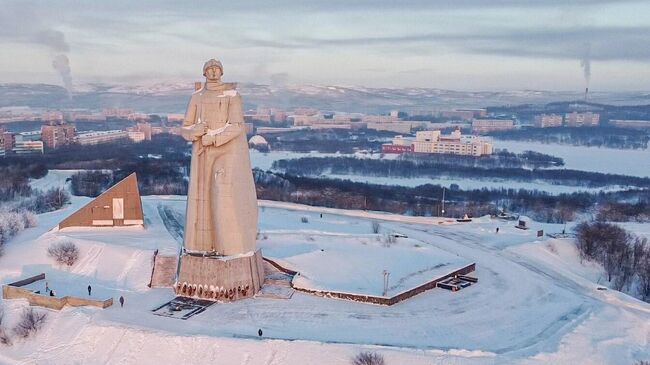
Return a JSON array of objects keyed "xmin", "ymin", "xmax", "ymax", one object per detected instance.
[
  {"xmin": 212, "ymin": 93, "xmax": 244, "ymax": 147},
  {"xmin": 181, "ymin": 95, "xmax": 205, "ymax": 142}
]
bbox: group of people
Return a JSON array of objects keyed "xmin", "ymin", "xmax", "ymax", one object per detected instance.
[{"xmin": 44, "ymin": 282, "xmax": 125, "ymax": 307}]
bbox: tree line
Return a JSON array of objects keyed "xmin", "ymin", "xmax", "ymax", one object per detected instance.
[
  {"xmin": 488, "ymin": 126, "xmax": 649, "ymax": 150},
  {"xmin": 261, "ymin": 129, "xmax": 396, "ymax": 153},
  {"xmin": 0, "ymin": 163, "xmax": 69, "ymax": 256},
  {"xmin": 253, "ymin": 168, "xmax": 650, "ymax": 223},
  {"xmin": 4, "ymin": 134, "xmax": 191, "ymax": 198},
  {"xmin": 271, "ymin": 156, "xmax": 650, "ymax": 188},
  {"xmin": 402, "ymin": 149, "xmax": 564, "ymax": 169},
  {"xmin": 70, "ymin": 159, "xmax": 188, "ymax": 197},
  {"xmin": 575, "ymin": 221, "xmax": 650, "ymax": 301}
]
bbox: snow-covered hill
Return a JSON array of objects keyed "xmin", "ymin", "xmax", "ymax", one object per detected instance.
[
  {"xmin": 0, "ymin": 175, "xmax": 648, "ymax": 364},
  {"xmin": 3, "ymin": 82, "xmax": 650, "ymax": 114}
]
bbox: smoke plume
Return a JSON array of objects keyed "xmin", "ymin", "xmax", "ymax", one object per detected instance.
[
  {"xmin": 52, "ymin": 54, "xmax": 73, "ymax": 97},
  {"xmin": 580, "ymin": 42, "xmax": 591, "ymax": 88},
  {"xmin": 0, "ymin": 2, "xmax": 73, "ymax": 95}
]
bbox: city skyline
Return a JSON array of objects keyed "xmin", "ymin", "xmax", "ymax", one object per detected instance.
[{"xmin": 1, "ymin": 0, "xmax": 650, "ymax": 91}]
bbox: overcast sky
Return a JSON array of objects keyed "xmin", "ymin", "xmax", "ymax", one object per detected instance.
[{"xmin": 1, "ymin": 0, "xmax": 649, "ymax": 91}]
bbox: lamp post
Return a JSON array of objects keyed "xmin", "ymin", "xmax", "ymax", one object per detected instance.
[
  {"xmin": 382, "ymin": 270, "xmax": 390, "ymax": 296},
  {"xmin": 441, "ymin": 187, "xmax": 446, "ymax": 217}
]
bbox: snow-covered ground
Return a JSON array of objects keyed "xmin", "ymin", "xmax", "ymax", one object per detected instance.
[
  {"xmin": 260, "ymin": 232, "xmax": 470, "ymax": 296},
  {"xmin": 0, "ymin": 179, "xmax": 648, "ymax": 364},
  {"xmin": 28, "ymin": 170, "xmax": 79, "ymax": 192}
]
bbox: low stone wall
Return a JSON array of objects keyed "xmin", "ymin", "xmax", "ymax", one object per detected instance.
[
  {"xmin": 262, "ymin": 258, "xmax": 476, "ymax": 306},
  {"xmin": 2, "ymin": 273, "xmax": 113, "ymax": 310}
]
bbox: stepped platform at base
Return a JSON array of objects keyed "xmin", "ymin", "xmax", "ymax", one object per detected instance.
[{"xmin": 174, "ymin": 249, "xmax": 265, "ymax": 301}]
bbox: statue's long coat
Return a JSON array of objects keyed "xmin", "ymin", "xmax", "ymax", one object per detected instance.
[{"xmin": 181, "ymin": 84, "xmax": 257, "ymax": 255}]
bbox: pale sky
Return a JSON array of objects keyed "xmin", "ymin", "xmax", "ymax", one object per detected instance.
[{"xmin": 1, "ymin": 0, "xmax": 650, "ymax": 91}]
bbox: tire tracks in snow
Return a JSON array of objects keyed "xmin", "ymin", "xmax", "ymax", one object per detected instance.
[{"xmin": 394, "ymin": 223, "xmax": 599, "ymax": 356}]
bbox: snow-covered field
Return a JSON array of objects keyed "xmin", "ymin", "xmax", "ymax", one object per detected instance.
[
  {"xmin": 261, "ymin": 233, "xmax": 470, "ymax": 296},
  {"xmin": 0, "ymin": 177, "xmax": 648, "ymax": 364},
  {"xmin": 28, "ymin": 170, "xmax": 79, "ymax": 192}
]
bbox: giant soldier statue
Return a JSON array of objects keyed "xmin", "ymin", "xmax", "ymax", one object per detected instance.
[{"xmin": 175, "ymin": 59, "xmax": 264, "ymax": 301}]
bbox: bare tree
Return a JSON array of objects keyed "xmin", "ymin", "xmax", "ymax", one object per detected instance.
[
  {"xmin": 601, "ymin": 226, "xmax": 631, "ymax": 283},
  {"xmin": 381, "ymin": 233, "xmax": 396, "ymax": 247},
  {"xmin": 632, "ymin": 237, "xmax": 648, "ymax": 274},
  {"xmin": 48, "ymin": 241, "xmax": 80, "ymax": 266},
  {"xmin": 13, "ymin": 308, "xmax": 47, "ymax": 339},
  {"xmin": 613, "ymin": 236, "xmax": 634, "ymax": 291},
  {"xmin": 575, "ymin": 221, "xmax": 629, "ymax": 283},
  {"xmin": 371, "ymin": 221, "xmax": 380, "ymax": 234},
  {"xmin": 0, "ymin": 305, "xmax": 11, "ymax": 345},
  {"xmin": 21, "ymin": 210, "xmax": 38, "ymax": 228},
  {"xmin": 352, "ymin": 352, "xmax": 385, "ymax": 365},
  {"xmin": 575, "ymin": 221, "xmax": 599, "ymax": 261},
  {"xmin": 638, "ymin": 245, "xmax": 650, "ymax": 300}
]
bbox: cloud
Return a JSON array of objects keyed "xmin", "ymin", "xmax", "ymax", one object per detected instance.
[
  {"xmin": 237, "ymin": 26, "xmax": 650, "ymax": 63},
  {"xmin": 459, "ymin": 26, "xmax": 650, "ymax": 61},
  {"xmin": 2, "ymin": 0, "xmax": 650, "ymax": 90},
  {"xmin": 0, "ymin": 2, "xmax": 70, "ymax": 52}
]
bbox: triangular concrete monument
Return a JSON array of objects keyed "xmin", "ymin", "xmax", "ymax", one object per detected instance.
[{"xmin": 58, "ymin": 173, "xmax": 144, "ymax": 229}]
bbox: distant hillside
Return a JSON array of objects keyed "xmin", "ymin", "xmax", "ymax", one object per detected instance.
[{"xmin": 2, "ymin": 82, "xmax": 650, "ymax": 114}]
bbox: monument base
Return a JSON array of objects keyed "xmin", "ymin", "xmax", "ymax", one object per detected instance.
[{"xmin": 175, "ymin": 249, "xmax": 265, "ymax": 301}]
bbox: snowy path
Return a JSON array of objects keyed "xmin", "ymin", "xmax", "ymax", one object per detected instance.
[{"xmin": 390, "ymin": 222, "xmax": 598, "ymax": 355}]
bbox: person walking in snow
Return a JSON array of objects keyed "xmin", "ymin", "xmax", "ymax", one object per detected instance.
[
  {"xmin": 45, "ymin": 281, "xmax": 49, "ymax": 293},
  {"xmin": 87, "ymin": 285, "xmax": 92, "ymax": 296},
  {"xmin": 119, "ymin": 295, "xmax": 124, "ymax": 307}
]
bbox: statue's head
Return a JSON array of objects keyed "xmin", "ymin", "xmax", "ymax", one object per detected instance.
[{"xmin": 203, "ymin": 59, "xmax": 223, "ymax": 81}]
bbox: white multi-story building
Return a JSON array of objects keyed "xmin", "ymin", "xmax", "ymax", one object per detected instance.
[
  {"xmin": 471, "ymin": 119, "xmax": 515, "ymax": 134},
  {"xmin": 534, "ymin": 114, "xmax": 563, "ymax": 128},
  {"xmin": 565, "ymin": 112, "xmax": 599, "ymax": 127},
  {"xmin": 366, "ymin": 122, "xmax": 413, "ymax": 134},
  {"xmin": 382, "ymin": 129, "xmax": 492, "ymax": 156},
  {"xmin": 13, "ymin": 140, "xmax": 44, "ymax": 154},
  {"xmin": 609, "ymin": 119, "xmax": 650, "ymax": 129},
  {"xmin": 76, "ymin": 130, "xmax": 130, "ymax": 145},
  {"xmin": 361, "ymin": 115, "xmax": 398, "ymax": 123}
]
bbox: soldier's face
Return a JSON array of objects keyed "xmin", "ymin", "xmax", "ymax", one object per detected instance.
[{"xmin": 205, "ymin": 66, "xmax": 222, "ymax": 81}]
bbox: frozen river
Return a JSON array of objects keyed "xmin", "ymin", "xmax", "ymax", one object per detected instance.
[
  {"xmin": 494, "ymin": 140, "xmax": 650, "ymax": 177},
  {"xmin": 249, "ymin": 148, "xmax": 645, "ymax": 193}
]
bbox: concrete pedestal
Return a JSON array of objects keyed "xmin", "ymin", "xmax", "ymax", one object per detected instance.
[{"xmin": 175, "ymin": 249, "xmax": 265, "ymax": 301}]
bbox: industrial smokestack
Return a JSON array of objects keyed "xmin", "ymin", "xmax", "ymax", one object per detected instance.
[
  {"xmin": 52, "ymin": 54, "xmax": 73, "ymax": 99},
  {"xmin": 580, "ymin": 43, "xmax": 591, "ymax": 103}
]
